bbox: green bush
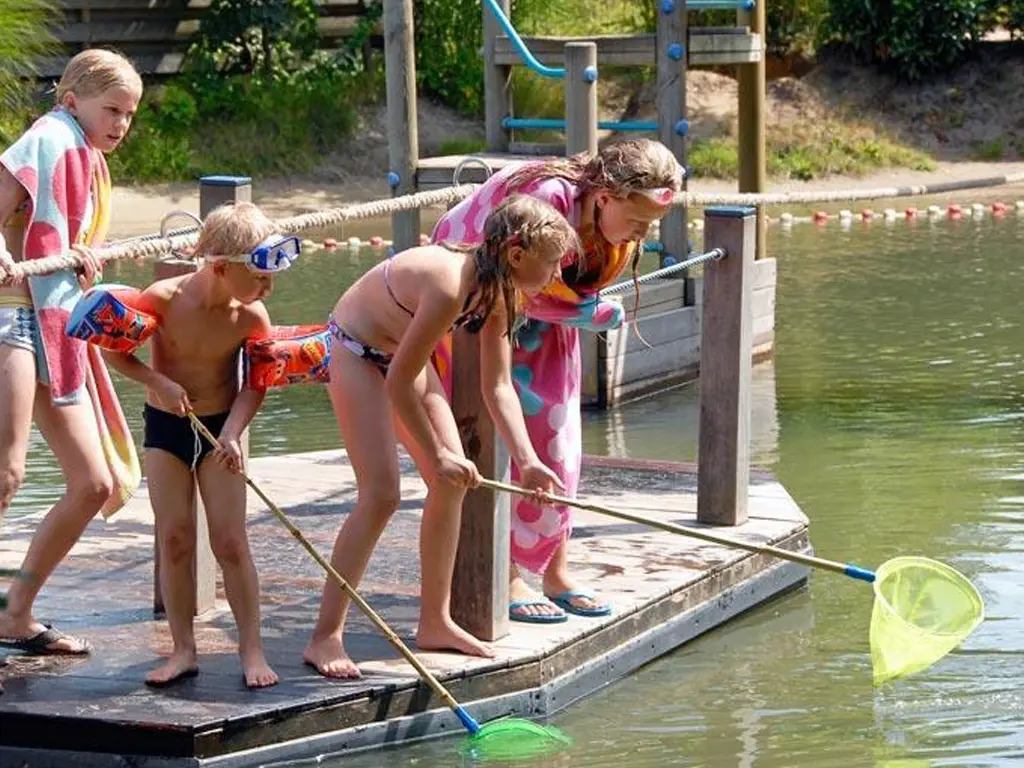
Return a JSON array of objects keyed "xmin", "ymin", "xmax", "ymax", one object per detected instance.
[
  {"xmin": 763, "ymin": 0, "xmax": 829, "ymax": 55},
  {"xmin": 0, "ymin": 0, "xmax": 58, "ymax": 113},
  {"xmin": 186, "ymin": 0, "xmax": 319, "ymax": 76},
  {"xmin": 414, "ymin": 0, "xmax": 484, "ymax": 115},
  {"xmin": 825, "ymin": 0, "xmax": 989, "ymax": 80},
  {"xmin": 107, "ymin": 58, "xmax": 368, "ymax": 183}
]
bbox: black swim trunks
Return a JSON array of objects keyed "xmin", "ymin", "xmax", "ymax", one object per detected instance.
[{"xmin": 143, "ymin": 404, "xmax": 230, "ymax": 470}]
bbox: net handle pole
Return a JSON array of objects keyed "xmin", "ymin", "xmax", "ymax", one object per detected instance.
[
  {"xmin": 187, "ymin": 413, "xmax": 481, "ymax": 734},
  {"xmin": 479, "ymin": 479, "xmax": 876, "ymax": 583}
]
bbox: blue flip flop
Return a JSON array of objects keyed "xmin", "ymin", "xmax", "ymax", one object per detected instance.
[
  {"xmin": 509, "ymin": 599, "xmax": 568, "ymax": 624},
  {"xmin": 545, "ymin": 590, "xmax": 612, "ymax": 618}
]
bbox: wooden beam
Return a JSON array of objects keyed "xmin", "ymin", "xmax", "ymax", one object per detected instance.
[
  {"xmin": 383, "ymin": 0, "xmax": 419, "ymax": 252},
  {"xmin": 564, "ymin": 42, "xmax": 597, "ymax": 156},
  {"xmin": 737, "ymin": 3, "xmax": 767, "ymax": 259},
  {"xmin": 697, "ymin": 207, "xmax": 755, "ymax": 526},
  {"xmin": 482, "ymin": 0, "xmax": 511, "ymax": 151},
  {"xmin": 657, "ymin": 0, "xmax": 690, "ymax": 304},
  {"xmin": 449, "ymin": 330, "xmax": 511, "ymax": 642}
]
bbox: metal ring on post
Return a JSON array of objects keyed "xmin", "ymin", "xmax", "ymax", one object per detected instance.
[
  {"xmin": 159, "ymin": 210, "xmax": 203, "ymax": 261},
  {"xmin": 452, "ymin": 157, "xmax": 494, "ymax": 187}
]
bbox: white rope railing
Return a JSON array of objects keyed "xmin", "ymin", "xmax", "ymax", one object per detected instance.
[
  {"xmin": 2, "ymin": 168, "xmax": 1023, "ymax": 284},
  {"xmin": 680, "ymin": 171, "xmax": 1024, "ymax": 207},
  {"xmin": 0, "ymin": 184, "xmax": 477, "ymax": 284}
]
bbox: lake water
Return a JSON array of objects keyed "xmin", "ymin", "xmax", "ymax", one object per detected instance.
[{"xmin": 8, "ymin": 210, "xmax": 1024, "ymax": 766}]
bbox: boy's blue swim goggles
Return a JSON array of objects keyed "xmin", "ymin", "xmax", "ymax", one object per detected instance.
[{"xmin": 209, "ymin": 235, "xmax": 301, "ymax": 274}]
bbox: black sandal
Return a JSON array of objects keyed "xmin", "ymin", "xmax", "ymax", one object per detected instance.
[{"xmin": 0, "ymin": 625, "xmax": 92, "ymax": 656}]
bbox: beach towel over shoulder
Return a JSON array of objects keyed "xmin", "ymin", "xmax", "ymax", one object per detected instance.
[{"xmin": 1, "ymin": 106, "xmax": 111, "ymax": 403}]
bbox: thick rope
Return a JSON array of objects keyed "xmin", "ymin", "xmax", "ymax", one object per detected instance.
[
  {"xmin": 0, "ymin": 184, "xmax": 477, "ymax": 284},
  {"xmin": 3, "ymin": 168, "xmax": 1023, "ymax": 283},
  {"xmin": 680, "ymin": 171, "xmax": 1024, "ymax": 207}
]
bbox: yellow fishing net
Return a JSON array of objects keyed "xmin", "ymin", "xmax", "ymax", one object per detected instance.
[{"xmin": 869, "ymin": 556, "xmax": 984, "ymax": 685}]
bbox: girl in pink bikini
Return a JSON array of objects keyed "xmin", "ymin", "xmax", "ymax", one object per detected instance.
[
  {"xmin": 304, "ymin": 195, "xmax": 577, "ymax": 678},
  {"xmin": 432, "ymin": 139, "xmax": 682, "ymax": 623}
]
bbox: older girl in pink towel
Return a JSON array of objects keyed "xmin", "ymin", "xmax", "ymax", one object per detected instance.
[
  {"xmin": 432, "ymin": 139, "xmax": 682, "ymax": 623},
  {"xmin": 0, "ymin": 49, "xmax": 142, "ymax": 659}
]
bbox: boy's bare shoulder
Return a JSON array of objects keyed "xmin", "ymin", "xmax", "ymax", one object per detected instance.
[
  {"xmin": 237, "ymin": 300, "xmax": 273, "ymax": 338},
  {"xmin": 139, "ymin": 275, "xmax": 187, "ymax": 315}
]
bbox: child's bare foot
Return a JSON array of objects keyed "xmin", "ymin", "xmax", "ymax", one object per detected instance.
[
  {"xmin": 241, "ymin": 650, "xmax": 278, "ymax": 689},
  {"xmin": 416, "ymin": 618, "xmax": 495, "ymax": 658},
  {"xmin": 303, "ymin": 634, "xmax": 362, "ymax": 679},
  {"xmin": 145, "ymin": 650, "xmax": 199, "ymax": 688}
]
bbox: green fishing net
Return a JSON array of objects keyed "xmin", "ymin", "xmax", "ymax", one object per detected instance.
[
  {"xmin": 458, "ymin": 717, "xmax": 573, "ymax": 763},
  {"xmin": 869, "ymin": 556, "xmax": 984, "ymax": 685}
]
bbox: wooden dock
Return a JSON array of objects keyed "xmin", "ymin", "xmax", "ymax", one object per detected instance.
[{"xmin": 0, "ymin": 450, "xmax": 810, "ymax": 767}]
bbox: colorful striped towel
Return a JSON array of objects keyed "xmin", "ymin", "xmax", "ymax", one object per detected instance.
[{"xmin": 1, "ymin": 106, "xmax": 140, "ymax": 518}]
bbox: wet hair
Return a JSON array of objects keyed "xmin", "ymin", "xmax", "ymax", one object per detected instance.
[
  {"xmin": 56, "ymin": 48, "xmax": 143, "ymax": 104},
  {"xmin": 503, "ymin": 138, "xmax": 682, "ymax": 325},
  {"xmin": 460, "ymin": 194, "xmax": 580, "ymax": 339},
  {"xmin": 195, "ymin": 202, "xmax": 279, "ymax": 262},
  {"xmin": 503, "ymin": 138, "xmax": 682, "ymax": 203}
]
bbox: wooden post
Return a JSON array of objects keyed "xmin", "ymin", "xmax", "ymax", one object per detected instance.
[
  {"xmin": 656, "ymin": 0, "xmax": 692, "ymax": 301},
  {"xmin": 697, "ymin": 206, "xmax": 755, "ymax": 526},
  {"xmin": 483, "ymin": 0, "xmax": 511, "ymax": 152},
  {"xmin": 449, "ymin": 329, "xmax": 511, "ymax": 642},
  {"xmin": 565, "ymin": 42, "xmax": 598, "ymax": 156},
  {"xmin": 153, "ymin": 176, "xmax": 252, "ymax": 617},
  {"xmin": 384, "ymin": 0, "xmax": 420, "ymax": 252},
  {"xmin": 197, "ymin": 175, "xmax": 251, "ymax": 218},
  {"xmin": 737, "ymin": 0, "xmax": 766, "ymax": 260}
]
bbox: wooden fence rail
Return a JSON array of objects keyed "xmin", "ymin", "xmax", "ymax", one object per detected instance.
[{"xmin": 36, "ymin": 0, "xmax": 378, "ymax": 78}]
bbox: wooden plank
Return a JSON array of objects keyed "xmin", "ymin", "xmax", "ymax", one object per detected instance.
[
  {"xmin": 565, "ymin": 42, "xmax": 597, "ymax": 155},
  {"xmin": 607, "ymin": 305, "xmax": 700, "ymax": 358},
  {"xmin": 508, "ymin": 141, "xmax": 566, "ymax": 155},
  {"xmin": 697, "ymin": 208, "xmax": 756, "ymax": 526},
  {"xmin": 58, "ymin": 0, "xmax": 364, "ymax": 9},
  {"xmin": 56, "ymin": 15, "xmax": 359, "ymax": 43},
  {"xmin": 493, "ymin": 31, "xmax": 761, "ymax": 68},
  {"xmin": 58, "ymin": 20, "xmax": 197, "ymax": 43},
  {"xmin": 34, "ymin": 51, "xmax": 186, "ymax": 78},
  {"xmin": 753, "ymin": 255, "xmax": 776, "ymax": 289},
  {"xmin": 416, "ymin": 152, "xmax": 558, "ymax": 189},
  {"xmin": 613, "ymin": 277, "xmax": 686, "ymax": 317}
]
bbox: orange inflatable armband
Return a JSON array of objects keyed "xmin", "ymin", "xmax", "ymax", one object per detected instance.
[
  {"xmin": 65, "ymin": 283, "xmax": 159, "ymax": 353},
  {"xmin": 243, "ymin": 324, "xmax": 332, "ymax": 390}
]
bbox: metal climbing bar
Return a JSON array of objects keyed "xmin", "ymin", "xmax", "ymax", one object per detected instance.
[
  {"xmin": 502, "ymin": 117, "xmax": 659, "ymax": 132},
  {"xmin": 601, "ymin": 248, "xmax": 725, "ymax": 296},
  {"xmin": 481, "ymin": 0, "xmax": 565, "ymax": 79},
  {"xmin": 687, "ymin": 0, "xmax": 755, "ymax": 9}
]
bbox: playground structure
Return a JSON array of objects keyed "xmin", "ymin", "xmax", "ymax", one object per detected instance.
[{"xmin": 383, "ymin": 0, "xmax": 775, "ymax": 408}]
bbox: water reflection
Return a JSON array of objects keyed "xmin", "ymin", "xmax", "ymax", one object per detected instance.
[{"xmin": 8, "ymin": 213, "xmax": 1024, "ymax": 766}]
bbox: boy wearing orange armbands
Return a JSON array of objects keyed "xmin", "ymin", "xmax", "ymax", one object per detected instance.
[{"xmin": 104, "ymin": 202, "xmax": 299, "ymax": 689}]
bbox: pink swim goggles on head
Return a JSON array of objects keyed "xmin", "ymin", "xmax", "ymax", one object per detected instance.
[{"xmin": 636, "ymin": 188, "xmax": 675, "ymax": 206}]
